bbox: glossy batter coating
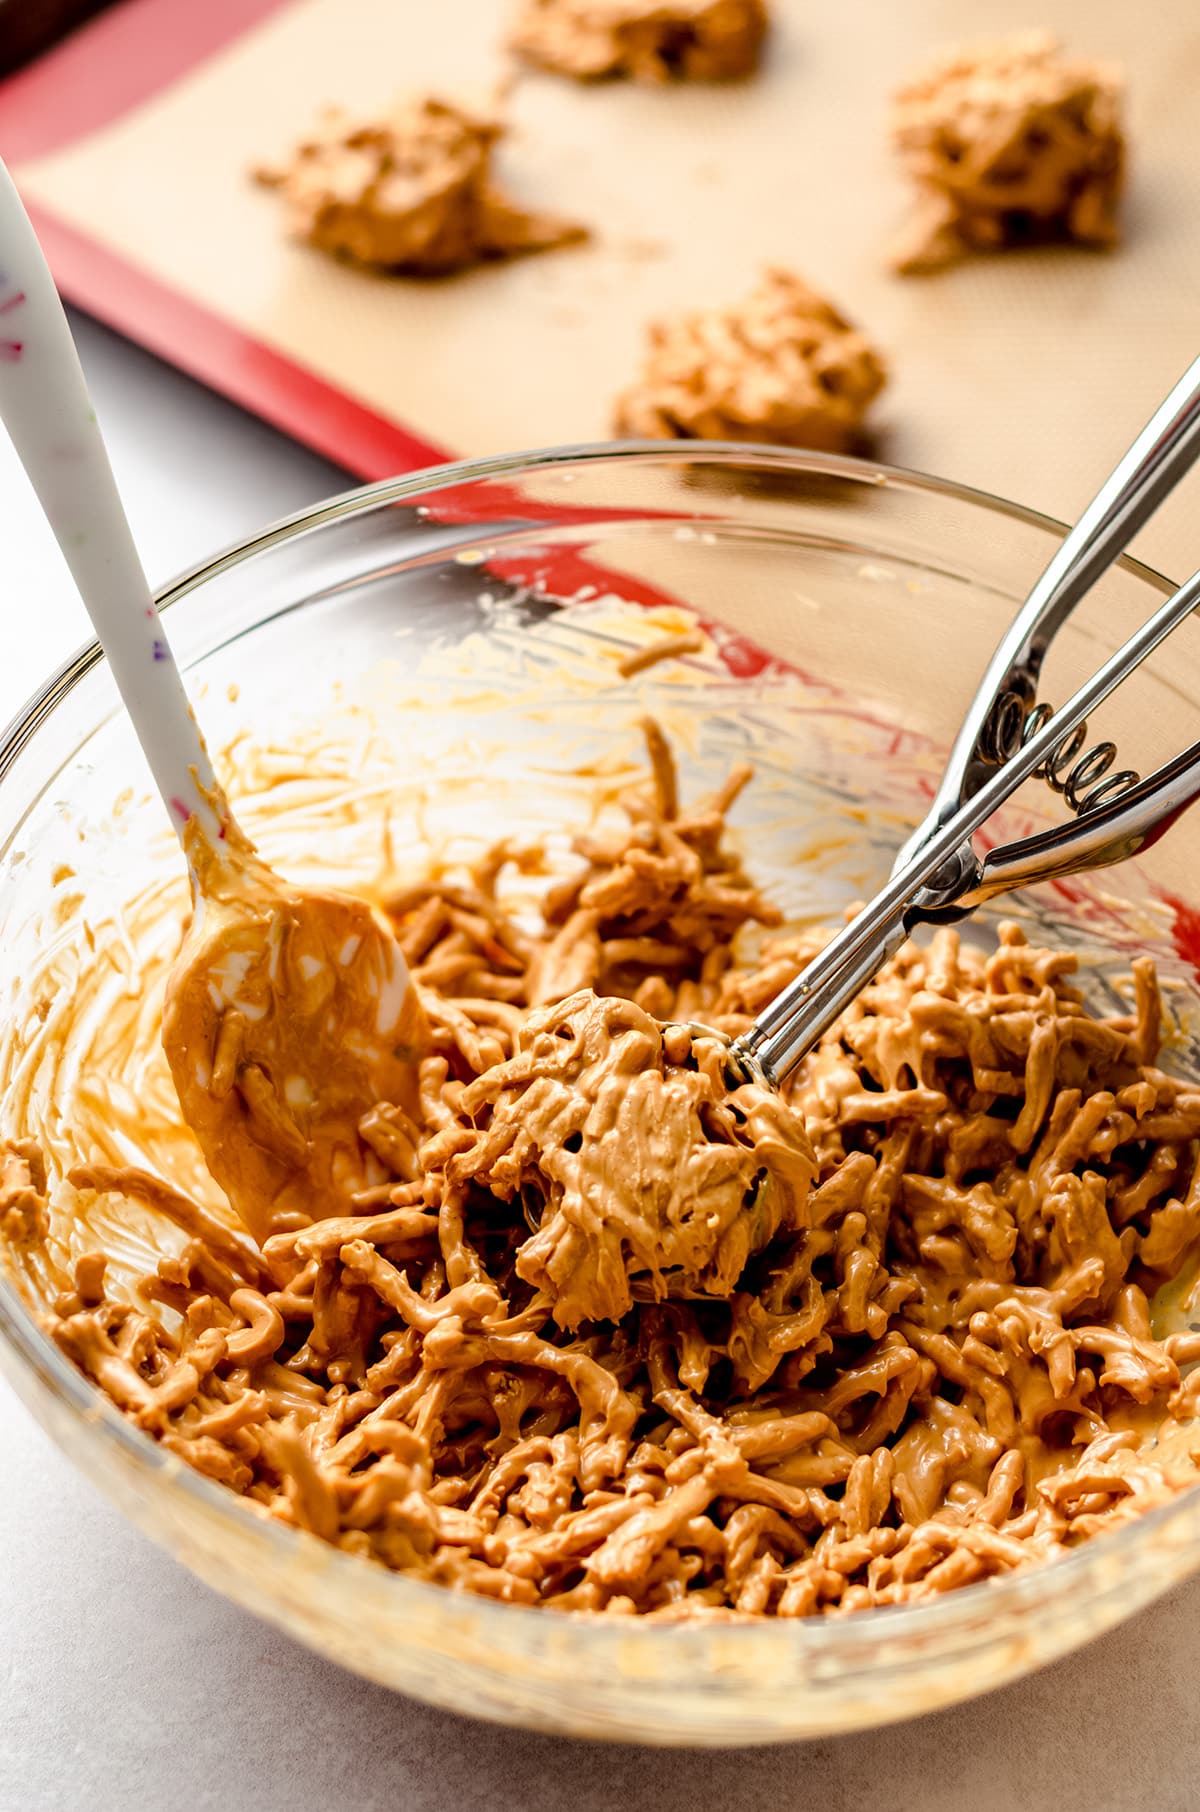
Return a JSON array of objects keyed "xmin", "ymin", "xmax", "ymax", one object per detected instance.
[{"xmin": 614, "ymin": 269, "xmax": 886, "ymax": 453}]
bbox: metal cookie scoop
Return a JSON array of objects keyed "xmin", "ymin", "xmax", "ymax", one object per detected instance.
[
  {"xmin": 731, "ymin": 355, "xmax": 1200, "ymax": 1088},
  {"xmin": 0, "ymin": 164, "xmax": 426, "ymax": 1243}
]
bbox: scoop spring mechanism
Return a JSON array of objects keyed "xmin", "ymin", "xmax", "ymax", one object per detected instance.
[{"xmin": 984, "ymin": 691, "xmax": 1140, "ymax": 816}]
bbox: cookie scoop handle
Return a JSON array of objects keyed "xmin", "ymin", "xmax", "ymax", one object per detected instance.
[{"xmin": 895, "ymin": 352, "xmax": 1200, "ymax": 871}]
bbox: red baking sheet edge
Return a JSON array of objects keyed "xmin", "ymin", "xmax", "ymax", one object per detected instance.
[{"xmin": 0, "ymin": 0, "xmax": 454, "ymax": 478}]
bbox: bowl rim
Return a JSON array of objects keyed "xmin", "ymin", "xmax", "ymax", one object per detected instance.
[{"xmin": 0, "ymin": 437, "xmax": 1192, "ymax": 1673}]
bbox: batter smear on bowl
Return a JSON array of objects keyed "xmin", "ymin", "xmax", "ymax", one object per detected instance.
[{"xmin": 6, "ymin": 725, "xmax": 1200, "ymax": 1618}]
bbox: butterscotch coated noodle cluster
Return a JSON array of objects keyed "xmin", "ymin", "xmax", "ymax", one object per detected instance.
[
  {"xmin": 509, "ymin": 0, "xmax": 768, "ymax": 83},
  {"xmin": 254, "ymin": 95, "xmax": 587, "ymax": 273},
  {"xmin": 439, "ymin": 991, "xmax": 816, "ymax": 1330},
  {"xmin": 8, "ymin": 727, "xmax": 1200, "ymax": 1619},
  {"xmin": 614, "ymin": 268, "xmax": 886, "ymax": 451},
  {"xmin": 889, "ymin": 31, "xmax": 1126, "ymax": 275}
]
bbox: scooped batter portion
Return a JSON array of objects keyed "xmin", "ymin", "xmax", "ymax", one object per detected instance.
[
  {"xmin": 888, "ymin": 31, "xmax": 1126, "ymax": 274},
  {"xmin": 254, "ymin": 95, "xmax": 587, "ymax": 273},
  {"xmin": 6, "ymin": 725, "xmax": 1200, "ymax": 1619},
  {"xmin": 509, "ymin": 0, "xmax": 769, "ymax": 84},
  {"xmin": 614, "ymin": 268, "xmax": 887, "ymax": 452}
]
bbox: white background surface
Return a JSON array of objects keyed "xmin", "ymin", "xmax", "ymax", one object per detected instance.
[{"xmin": 2, "ymin": 316, "xmax": 1199, "ymax": 1812}]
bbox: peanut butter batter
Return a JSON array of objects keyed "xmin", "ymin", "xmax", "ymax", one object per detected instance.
[
  {"xmin": 5, "ymin": 726, "xmax": 1200, "ymax": 1619},
  {"xmin": 254, "ymin": 95, "xmax": 587, "ymax": 273},
  {"xmin": 163, "ymin": 815, "xmax": 429, "ymax": 1246}
]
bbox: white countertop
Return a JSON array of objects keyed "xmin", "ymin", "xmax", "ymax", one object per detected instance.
[{"xmin": 2, "ymin": 316, "xmax": 1198, "ymax": 1812}]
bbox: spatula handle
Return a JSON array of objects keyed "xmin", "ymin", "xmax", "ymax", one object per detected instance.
[{"xmin": 0, "ymin": 158, "xmax": 223, "ymax": 847}]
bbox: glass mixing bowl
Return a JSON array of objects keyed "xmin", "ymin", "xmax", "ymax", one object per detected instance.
[{"xmin": 2, "ymin": 444, "xmax": 1200, "ymax": 1747}]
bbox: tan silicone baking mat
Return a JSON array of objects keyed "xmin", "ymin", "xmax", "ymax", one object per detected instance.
[{"xmin": 14, "ymin": 0, "xmax": 1200, "ymax": 579}]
